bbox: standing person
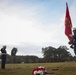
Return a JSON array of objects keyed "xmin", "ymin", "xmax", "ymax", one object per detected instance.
[
  {"xmin": 69, "ymin": 28, "xmax": 76, "ymax": 55},
  {"xmin": 0, "ymin": 45, "xmax": 7, "ymax": 69}
]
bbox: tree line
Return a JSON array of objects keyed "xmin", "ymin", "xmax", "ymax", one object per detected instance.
[
  {"xmin": 0, "ymin": 45, "xmax": 76, "ymax": 63},
  {"xmin": 42, "ymin": 46, "xmax": 74, "ymax": 62}
]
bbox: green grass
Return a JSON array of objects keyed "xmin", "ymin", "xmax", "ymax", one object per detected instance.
[{"xmin": 0, "ymin": 62, "xmax": 76, "ymax": 75}]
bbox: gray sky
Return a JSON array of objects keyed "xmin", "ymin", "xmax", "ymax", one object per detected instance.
[{"xmin": 0, "ymin": 0, "xmax": 76, "ymax": 57}]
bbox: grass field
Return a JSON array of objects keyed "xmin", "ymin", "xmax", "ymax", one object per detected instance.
[{"xmin": 0, "ymin": 62, "xmax": 76, "ymax": 75}]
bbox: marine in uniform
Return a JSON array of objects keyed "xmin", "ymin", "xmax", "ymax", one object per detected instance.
[
  {"xmin": 69, "ymin": 28, "xmax": 76, "ymax": 55},
  {"xmin": 0, "ymin": 45, "xmax": 7, "ymax": 69}
]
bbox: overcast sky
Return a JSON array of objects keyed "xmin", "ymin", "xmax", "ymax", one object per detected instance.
[{"xmin": 0, "ymin": 0, "xmax": 76, "ymax": 57}]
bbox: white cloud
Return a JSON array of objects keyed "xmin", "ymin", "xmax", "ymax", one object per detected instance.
[
  {"xmin": 70, "ymin": 0, "xmax": 76, "ymax": 27},
  {"xmin": 0, "ymin": 1, "xmax": 60, "ymax": 46},
  {"xmin": 0, "ymin": 0, "xmax": 75, "ymax": 57}
]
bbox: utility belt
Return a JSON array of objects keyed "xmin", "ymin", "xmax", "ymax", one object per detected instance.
[
  {"xmin": 1, "ymin": 53, "xmax": 7, "ymax": 55},
  {"xmin": 73, "ymin": 42, "xmax": 76, "ymax": 45}
]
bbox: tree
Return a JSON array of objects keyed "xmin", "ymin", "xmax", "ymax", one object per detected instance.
[
  {"xmin": 56, "ymin": 46, "xmax": 72, "ymax": 61},
  {"xmin": 11, "ymin": 47, "xmax": 18, "ymax": 63},
  {"xmin": 11, "ymin": 47, "xmax": 18, "ymax": 56},
  {"xmin": 42, "ymin": 46, "xmax": 72, "ymax": 62},
  {"xmin": 42, "ymin": 46, "xmax": 56, "ymax": 62}
]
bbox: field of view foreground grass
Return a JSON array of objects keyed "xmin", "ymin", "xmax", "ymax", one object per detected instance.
[{"xmin": 0, "ymin": 62, "xmax": 76, "ymax": 75}]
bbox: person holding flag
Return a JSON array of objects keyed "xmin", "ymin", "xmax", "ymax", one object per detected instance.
[
  {"xmin": 64, "ymin": 2, "xmax": 76, "ymax": 55},
  {"xmin": 69, "ymin": 28, "xmax": 76, "ymax": 55}
]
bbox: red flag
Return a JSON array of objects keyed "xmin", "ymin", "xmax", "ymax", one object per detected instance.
[{"xmin": 64, "ymin": 2, "xmax": 72, "ymax": 40}]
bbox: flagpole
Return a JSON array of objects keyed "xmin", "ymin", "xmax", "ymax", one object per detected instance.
[
  {"xmin": 66, "ymin": 0, "xmax": 68, "ymax": 5},
  {"xmin": 65, "ymin": 0, "xmax": 68, "ymax": 4}
]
